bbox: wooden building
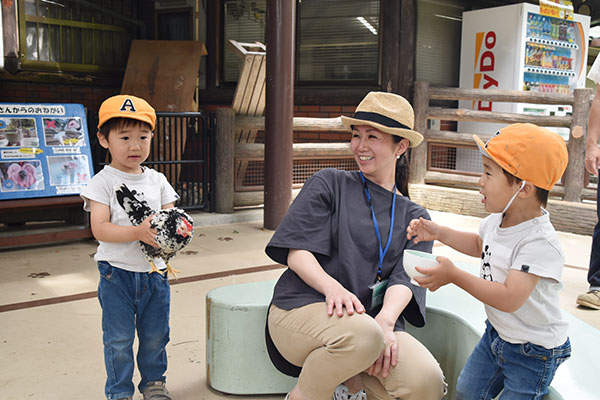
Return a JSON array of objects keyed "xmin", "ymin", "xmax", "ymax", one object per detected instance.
[
  {"xmin": 1, "ymin": 0, "xmax": 600, "ymax": 240},
  {"xmin": 3, "ymin": 0, "xmax": 597, "ymax": 125}
]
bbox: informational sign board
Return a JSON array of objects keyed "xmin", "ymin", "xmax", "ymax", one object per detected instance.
[{"xmin": 0, "ymin": 103, "xmax": 95, "ymax": 200}]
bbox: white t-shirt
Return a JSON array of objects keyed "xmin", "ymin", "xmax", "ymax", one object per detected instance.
[
  {"xmin": 588, "ymin": 54, "xmax": 600, "ymax": 84},
  {"xmin": 479, "ymin": 210, "xmax": 568, "ymax": 349},
  {"xmin": 80, "ymin": 165, "xmax": 179, "ymax": 272}
]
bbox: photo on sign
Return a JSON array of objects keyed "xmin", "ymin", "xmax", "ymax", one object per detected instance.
[
  {"xmin": 0, "ymin": 160, "xmax": 45, "ymax": 192},
  {"xmin": 47, "ymin": 155, "xmax": 91, "ymax": 186},
  {"xmin": 43, "ymin": 117, "xmax": 85, "ymax": 146},
  {"xmin": 0, "ymin": 117, "xmax": 39, "ymax": 147}
]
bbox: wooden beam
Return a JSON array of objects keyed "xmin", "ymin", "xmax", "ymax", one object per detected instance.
[
  {"xmin": 409, "ymin": 183, "xmax": 596, "ymax": 236},
  {"xmin": 427, "ymin": 108, "xmax": 572, "ymax": 127},
  {"xmin": 428, "ymin": 86, "xmax": 574, "ymax": 105},
  {"xmin": 235, "ymin": 142, "xmax": 352, "ymax": 159},
  {"xmin": 236, "ymin": 116, "xmax": 346, "ymax": 132}
]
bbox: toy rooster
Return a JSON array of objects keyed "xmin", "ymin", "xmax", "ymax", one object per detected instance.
[{"xmin": 115, "ymin": 183, "xmax": 194, "ymax": 278}]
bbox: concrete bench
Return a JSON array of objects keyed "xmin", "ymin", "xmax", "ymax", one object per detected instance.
[
  {"xmin": 205, "ymin": 270, "xmax": 599, "ymax": 399},
  {"xmin": 206, "ymin": 280, "xmax": 297, "ymax": 394}
]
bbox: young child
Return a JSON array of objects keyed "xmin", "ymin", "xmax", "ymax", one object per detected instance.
[
  {"xmin": 81, "ymin": 95, "xmax": 178, "ymax": 400},
  {"xmin": 407, "ymin": 123, "xmax": 571, "ymax": 399}
]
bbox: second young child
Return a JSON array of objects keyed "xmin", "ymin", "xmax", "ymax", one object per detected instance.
[
  {"xmin": 407, "ymin": 123, "xmax": 571, "ymax": 399},
  {"xmin": 81, "ymin": 95, "xmax": 178, "ymax": 400}
]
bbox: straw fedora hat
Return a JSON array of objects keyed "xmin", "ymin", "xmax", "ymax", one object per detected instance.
[{"xmin": 341, "ymin": 91, "xmax": 423, "ymax": 147}]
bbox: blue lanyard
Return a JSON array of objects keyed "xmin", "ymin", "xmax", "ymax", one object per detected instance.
[{"xmin": 360, "ymin": 172, "xmax": 396, "ymax": 281}]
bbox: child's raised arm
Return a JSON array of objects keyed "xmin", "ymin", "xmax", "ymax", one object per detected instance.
[
  {"xmin": 407, "ymin": 217, "xmax": 482, "ymax": 258},
  {"xmin": 417, "ymin": 258, "xmax": 540, "ymax": 313},
  {"xmin": 89, "ymin": 200, "xmax": 158, "ymax": 247}
]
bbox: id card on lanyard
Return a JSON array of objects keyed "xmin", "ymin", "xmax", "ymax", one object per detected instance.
[{"xmin": 360, "ymin": 172, "xmax": 396, "ymax": 310}]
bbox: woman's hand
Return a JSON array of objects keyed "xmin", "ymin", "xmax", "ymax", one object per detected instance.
[
  {"xmin": 406, "ymin": 217, "xmax": 440, "ymax": 244},
  {"xmin": 414, "ymin": 255, "xmax": 456, "ymax": 291},
  {"xmin": 368, "ymin": 316, "xmax": 397, "ymax": 378},
  {"xmin": 287, "ymin": 249, "xmax": 364, "ymax": 316},
  {"xmin": 323, "ymin": 280, "xmax": 365, "ymax": 317},
  {"xmin": 137, "ymin": 215, "xmax": 159, "ymax": 248}
]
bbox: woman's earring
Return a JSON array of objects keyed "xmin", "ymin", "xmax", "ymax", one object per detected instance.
[{"xmin": 396, "ymin": 155, "xmax": 400, "ymax": 159}]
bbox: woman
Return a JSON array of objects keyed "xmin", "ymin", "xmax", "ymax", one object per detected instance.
[{"xmin": 265, "ymin": 92, "xmax": 447, "ymax": 400}]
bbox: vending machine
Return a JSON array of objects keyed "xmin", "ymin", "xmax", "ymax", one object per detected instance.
[{"xmin": 458, "ymin": 2, "xmax": 590, "ymax": 138}]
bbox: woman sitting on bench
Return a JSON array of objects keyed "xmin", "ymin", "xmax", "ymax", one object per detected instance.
[{"xmin": 264, "ymin": 92, "xmax": 447, "ymax": 400}]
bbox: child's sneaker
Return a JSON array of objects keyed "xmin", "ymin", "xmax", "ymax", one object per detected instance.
[
  {"xmin": 142, "ymin": 381, "xmax": 171, "ymax": 400},
  {"xmin": 576, "ymin": 290, "xmax": 600, "ymax": 309},
  {"xmin": 333, "ymin": 384, "xmax": 367, "ymax": 400}
]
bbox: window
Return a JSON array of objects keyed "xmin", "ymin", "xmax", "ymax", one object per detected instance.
[
  {"xmin": 297, "ymin": 0, "xmax": 379, "ymax": 84},
  {"xmin": 18, "ymin": 0, "xmax": 138, "ymax": 73},
  {"xmin": 223, "ymin": 0, "xmax": 266, "ymax": 82},
  {"xmin": 221, "ymin": 0, "xmax": 380, "ymax": 85},
  {"xmin": 416, "ymin": 0, "xmax": 465, "ymax": 86}
]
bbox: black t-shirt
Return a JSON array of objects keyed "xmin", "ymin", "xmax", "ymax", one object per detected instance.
[{"xmin": 265, "ymin": 168, "xmax": 432, "ymax": 331}]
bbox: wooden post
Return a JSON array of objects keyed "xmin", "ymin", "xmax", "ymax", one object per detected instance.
[
  {"xmin": 1, "ymin": 0, "xmax": 19, "ymax": 72},
  {"xmin": 215, "ymin": 108, "xmax": 235, "ymax": 213},
  {"xmin": 409, "ymin": 81, "xmax": 429, "ymax": 184},
  {"xmin": 563, "ymin": 88, "xmax": 591, "ymax": 202},
  {"xmin": 264, "ymin": 0, "xmax": 295, "ymax": 230}
]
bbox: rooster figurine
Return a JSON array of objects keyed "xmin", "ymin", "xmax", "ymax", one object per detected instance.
[{"xmin": 115, "ymin": 183, "xmax": 194, "ymax": 278}]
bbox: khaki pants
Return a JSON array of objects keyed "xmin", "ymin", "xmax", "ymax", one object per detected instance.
[{"xmin": 268, "ymin": 303, "xmax": 446, "ymax": 400}]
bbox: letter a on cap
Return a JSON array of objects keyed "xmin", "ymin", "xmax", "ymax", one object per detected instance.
[{"xmin": 120, "ymin": 98, "xmax": 137, "ymax": 112}]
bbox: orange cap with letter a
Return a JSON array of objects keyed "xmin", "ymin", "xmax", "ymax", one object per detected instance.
[
  {"xmin": 473, "ymin": 123, "xmax": 568, "ymax": 191},
  {"xmin": 97, "ymin": 94, "xmax": 156, "ymax": 130}
]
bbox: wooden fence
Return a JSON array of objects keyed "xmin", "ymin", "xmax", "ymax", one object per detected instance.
[
  {"xmin": 214, "ymin": 82, "xmax": 598, "ymax": 235},
  {"xmin": 410, "ymin": 81, "xmax": 593, "ymax": 202}
]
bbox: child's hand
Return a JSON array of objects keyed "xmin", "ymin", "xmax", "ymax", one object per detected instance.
[
  {"xmin": 406, "ymin": 217, "xmax": 440, "ymax": 244},
  {"xmin": 137, "ymin": 215, "xmax": 159, "ymax": 248},
  {"xmin": 414, "ymin": 256, "xmax": 456, "ymax": 291}
]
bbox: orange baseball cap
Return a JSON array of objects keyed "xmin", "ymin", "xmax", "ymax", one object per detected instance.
[
  {"xmin": 473, "ymin": 123, "xmax": 568, "ymax": 191},
  {"xmin": 97, "ymin": 94, "xmax": 156, "ymax": 130}
]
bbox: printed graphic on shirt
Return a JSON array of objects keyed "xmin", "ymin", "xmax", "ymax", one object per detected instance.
[{"xmin": 481, "ymin": 244, "xmax": 493, "ymax": 281}]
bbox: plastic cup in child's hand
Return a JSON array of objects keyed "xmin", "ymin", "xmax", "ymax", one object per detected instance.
[{"xmin": 402, "ymin": 249, "xmax": 440, "ymax": 286}]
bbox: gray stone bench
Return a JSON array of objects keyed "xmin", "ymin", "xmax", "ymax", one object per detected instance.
[{"xmin": 206, "ymin": 267, "xmax": 599, "ymax": 399}]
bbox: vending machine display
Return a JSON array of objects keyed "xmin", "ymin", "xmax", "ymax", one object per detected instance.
[
  {"xmin": 524, "ymin": 13, "xmax": 580, "ymax": 94},
  {"xmin": 458, "ymin": 2, "xmax": 590, "ymax": 137}
]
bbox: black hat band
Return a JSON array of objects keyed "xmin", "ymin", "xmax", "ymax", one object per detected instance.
[{"xmin": 352, "ymin": 111, "xmax": 411, "ymax": 130}]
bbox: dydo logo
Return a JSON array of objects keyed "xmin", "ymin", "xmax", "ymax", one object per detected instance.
[{"xmin": 473, "ymin": 31, "xmax": 498, "ymax": 111}]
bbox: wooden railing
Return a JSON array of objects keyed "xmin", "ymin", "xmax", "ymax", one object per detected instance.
[
  {"xmin": 214, "ymin": 108, "xmax": 352, "ymax": 212},
  {"xmin": 410, "ymin": 81, "xmax": 594, "ymax": 202},
  {"xmin": 213, "ymin": 83, "xmax": 597, "ymax": 234}
]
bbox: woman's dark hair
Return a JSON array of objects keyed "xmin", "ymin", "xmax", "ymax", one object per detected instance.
[
  {"xmin": 393, "ymin": 135, "xmax": 410, "ymax": 198},
  {"xmin": 502, "ymin": 170, "xmax": 549, "ymax": 207},
  {"xmin": 98, "ymin": 117, "xmax": 152, "ymax": 140}
]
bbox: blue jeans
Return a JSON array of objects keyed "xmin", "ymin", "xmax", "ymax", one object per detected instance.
[
  {"xmin": 588, "ymin": 176, "xmax": 600, "ymax": 290},
  {"xmin": 97, "ymin": 261, "xmax": 171, "ymax": 400},
  {"xmin": 456, "ymin": 321, "xmax": 571, "ymax": 400}
]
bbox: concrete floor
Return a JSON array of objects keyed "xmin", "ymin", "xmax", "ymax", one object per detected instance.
[{"xmin": 0, "ymin": 209, "xmax": 597, "ymax": 400}]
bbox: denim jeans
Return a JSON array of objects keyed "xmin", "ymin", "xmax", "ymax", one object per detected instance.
[
  {"xmin": 456, "ymin": 320, "xmax": 571, "ymax": 400},
  {"xmin": 588, "ymin": 176, "xmax": 600, "ymax": 290},
  {"xmin": 97, "ymin": 261, "xmax": 170, "ymax": 400}
]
